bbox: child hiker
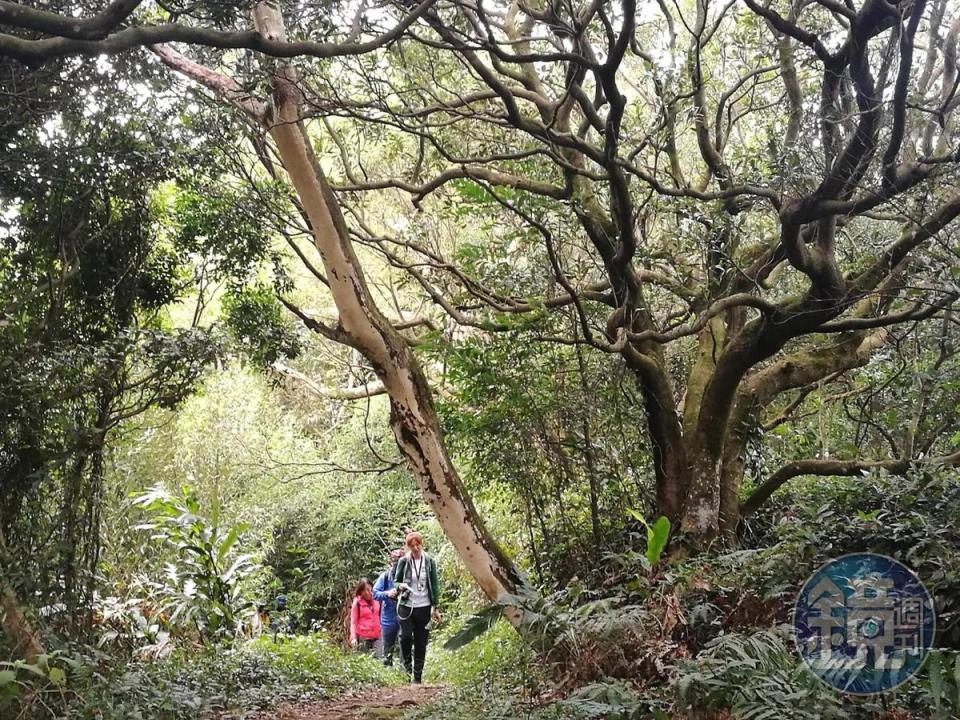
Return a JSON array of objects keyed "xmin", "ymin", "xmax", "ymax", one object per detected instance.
[{"xmin": 349, "ymin": 577, "xmax": 381, "ymax": 653}]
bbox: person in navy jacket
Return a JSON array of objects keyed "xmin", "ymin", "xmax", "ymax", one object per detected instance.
[{"xmin": 373, "ymin": 549, "xmax": 404, "ymax": 666}]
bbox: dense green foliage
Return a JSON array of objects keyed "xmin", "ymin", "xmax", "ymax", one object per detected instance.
[
  {"xmin": 0, "ymin": 53, "xmax": 225, "ymax": 621},
  {"xmin": 2, "ymin": 0, "xmax": 960, "ymax": 718},
  {"xmin": 3, "ymin": 635, "xmax": 394, "ymax": 719},
  {"xmin": 131, "ymin": 485, "xmax": 258, "ymax": 644}
]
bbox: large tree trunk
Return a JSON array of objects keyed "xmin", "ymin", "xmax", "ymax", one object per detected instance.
[
  {"xmin": 1, "ymin": 527, "xmax": 44, "ymax": 663},
  {"xmin": 1, "ymin": 586, "xmax": 44, "ymax": 664},
  {"xmin": 251, "ymin": 4, "xmax": 527, "ymax": 607},
  {"xmin": 700, "ymin": 329, "xmax": 897, "ymax": 541}
]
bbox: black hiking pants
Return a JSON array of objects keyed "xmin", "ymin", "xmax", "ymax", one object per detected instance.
[{"xmin": 398, "ymin": 605, "xmax": 431, "ymax": 682}]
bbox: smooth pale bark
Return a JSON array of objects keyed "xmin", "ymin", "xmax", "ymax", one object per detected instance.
[
  {"xmin": 270, "ymin": 361, "xmax": 387, "ymax": 400},
  {"xmin": 251, "ymin": 4, "xmax": 527, "ymax": 609}
]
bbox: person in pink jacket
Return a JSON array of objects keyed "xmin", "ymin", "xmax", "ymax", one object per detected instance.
[{"xmin": 350, "ymin": 578, "xmax": 381, "ymax": 652}]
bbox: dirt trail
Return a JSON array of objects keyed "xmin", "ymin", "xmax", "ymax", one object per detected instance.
[{"xmin": 251, "ymin": 684, "xmax": 445, "ymax": 720}]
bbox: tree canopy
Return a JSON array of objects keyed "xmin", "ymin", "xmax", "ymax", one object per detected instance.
[{"xmin": 1, "ymin": 0, "xmax": 959, "ymax": 717}]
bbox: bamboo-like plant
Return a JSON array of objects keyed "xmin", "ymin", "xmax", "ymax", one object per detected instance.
[{"xmin": 133, "ymin": 485, "xmax": 257, "ymax": 644}]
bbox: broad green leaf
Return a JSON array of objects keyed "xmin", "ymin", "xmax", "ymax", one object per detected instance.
[
  {"xmin": 451, "ymin": 178, "xmax": 487, "ymax": 202},
  {"xmin": 443, "ymin": 605, "xmax": 504, "ymax": 650},
  {"xmin": 953, "ymin": 654, "xmax": 960, "ymax": 708},
  {"xmin": 217, "ymin": 525, "xmax": 241, "ymax": 565},
  {"xmin": 221, "ymin": 554, "xmax": 255, "ymax": 583},
  {"xmin": 626, "ymin": 508, "xmax": 648, "ymax": 528},
  {"xmin": 929, "ymin": 651, "xmax": 943, "ymax": 712},
  {"xmin": 15, "ymin": 663, "xmax": 45, "ymax": 678},
  {"xmin": 646, "ymin": 515, "xmax": 671, "ymax": 566}
]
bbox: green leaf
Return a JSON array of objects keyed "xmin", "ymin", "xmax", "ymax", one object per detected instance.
[
  {"xmin": 645, "ymin": 516, "xmax": 671, "ymax": 567},
  {"xmin": 929, "ymin": 651, "xmax": 943, "ymax": 712},
  {"xmin": 221, "ymin": 553, "xmax": 254, "ymax": 583},
  {"xmin": 0, "ymin": 671, "xmax": 15, "ymax": 687},
  {"xmin": 15, "ymin": 663, "xmax": 45, "ymax": 678},
  {"xmin": 451, "ymin": 178, "xmax": 487, "ymax": 202},
  {"xmin": 47, "ymin": 667, "xmax": 66, "ymax": 686},
  {"xmin": 217, "ymin": 525, "xmax": 242, "ymax": 565},
  {"xmin": 952, "ymin": 654, "xmax": 960, "ymax": 707},
  {"xmin": 626, "ymin": 508, "xmax": 647, "ymax": 527},
  {"xmin": 443, "ymin": 605, "xmax": 504, "ymax": 650}
]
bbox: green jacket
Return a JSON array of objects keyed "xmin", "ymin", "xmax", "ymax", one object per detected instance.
[{"xmin": 394, "ymin": 553, "xmax": 440, "ymax": 607}]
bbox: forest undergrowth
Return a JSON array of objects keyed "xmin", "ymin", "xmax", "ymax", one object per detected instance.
[
  {"xmin": 4, "ymin": 0, "xmax": 960, "ymax": 717},
  {"xmin": 2, "ymin": 371, "xmax": 957, "ymax": 720},
  {"xmin": 6, "ymin": 466, "xmax": 959, "ymax": 720}
]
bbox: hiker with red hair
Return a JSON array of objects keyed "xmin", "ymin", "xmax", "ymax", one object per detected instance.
[{"xmin": 393, "ymin": 531, "xmax": 441, "ymax": 683}]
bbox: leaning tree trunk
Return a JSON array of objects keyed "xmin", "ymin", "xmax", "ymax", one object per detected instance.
[
  {"xmin": 1, "ymin": 586, "xmax": 44, "ymax": 664},
  {"xmin": 250, "ymin": 4, "xmax": 527, "ymax": 607}
]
